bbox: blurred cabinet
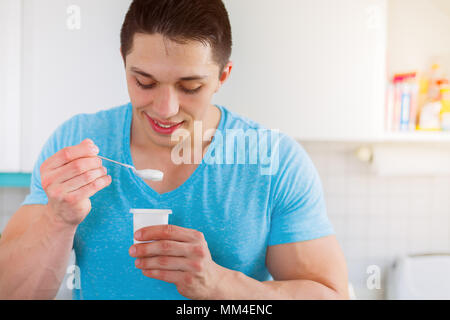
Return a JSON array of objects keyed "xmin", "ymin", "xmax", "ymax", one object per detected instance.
[
  {"xmin": 216, "ymin": 0, "xmax": 387, "ymax": 141},
  {"xmin": 0, "ymin": 0, "xmax": 22, "ymax": 172},
  {"xmin": 388, "ymin": 0, "xmax": 450, "ymax": 78},
  {"xmin": 20, "ymin": 0, "xmax": 132, "ymax": 172}
]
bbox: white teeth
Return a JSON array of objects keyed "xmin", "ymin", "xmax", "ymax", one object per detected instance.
[
  {"xmin": 146, "ymin": 113, "xmax": 180, "ymax": 129},
  {"xmin": 155, "ymin": 121, "xmax": 174, "ymax": 128}
]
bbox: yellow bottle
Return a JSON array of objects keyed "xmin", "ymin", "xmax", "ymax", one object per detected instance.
[{"xmin": 440, "ymin": 85, "xmax": 450, "ymax": 131}]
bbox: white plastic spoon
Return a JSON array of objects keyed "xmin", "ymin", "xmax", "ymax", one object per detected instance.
[{"xmin": 98, "ymin": 155, "xmax": 164, "ymax": 181}]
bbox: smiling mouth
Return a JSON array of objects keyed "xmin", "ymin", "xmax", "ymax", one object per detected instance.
[
  {"xmin": 153, "ymin": 120, "xmax": 177, "ymax": 128},
  {"xmin": 144, "ymin": 112, "xmax": 185, "ymax": 134}
]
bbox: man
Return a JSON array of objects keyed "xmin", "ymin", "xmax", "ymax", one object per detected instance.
[{"xmin": 0, "ymin": 0, "xmax": 348, "ymax": 299}]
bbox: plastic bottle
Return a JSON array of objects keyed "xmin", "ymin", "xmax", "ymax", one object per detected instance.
[
  {"xmin": 440, "ymin": 83, "xmax": 450, "ymax": 131},
  {"xmin": 417, "ymin": 63, "xmax": 446, "ymax": 131}
]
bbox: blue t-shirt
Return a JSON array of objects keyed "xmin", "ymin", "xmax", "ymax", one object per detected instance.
[{"xmin": 22, "ymin": 102, "xmax": 335, "ymax": 300}]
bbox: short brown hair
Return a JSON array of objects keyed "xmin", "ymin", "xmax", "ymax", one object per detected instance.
[{"xmin": 120, "ymin": 0, "xmax": 232, "ymax": 71}]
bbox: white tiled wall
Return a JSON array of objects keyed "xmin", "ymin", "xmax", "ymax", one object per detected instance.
[
  {"xmin": 1, "ymin": 141, "xmax": 449, "ymax": 300},
  {"xmin": 302, "ymin": 141, "xmax": 450, "ymax": 300}
]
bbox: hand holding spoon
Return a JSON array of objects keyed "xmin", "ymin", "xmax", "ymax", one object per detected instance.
[{"xmin": 97, "ymin": 155, "xmax": 164, "ymax": 181}]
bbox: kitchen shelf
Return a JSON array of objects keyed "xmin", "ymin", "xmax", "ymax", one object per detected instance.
[
  {"xmin": 381, "ymin": 131, "xmax": 450, "ymax": 143},
  {"xmin": 0, "ymin": 173, "xmax": 31, "ymax": 188}
]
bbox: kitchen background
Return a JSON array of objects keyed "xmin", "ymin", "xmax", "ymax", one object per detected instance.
[{"xmin": 1, "ymin": 0, "xmax": 450, "ymax": 300}]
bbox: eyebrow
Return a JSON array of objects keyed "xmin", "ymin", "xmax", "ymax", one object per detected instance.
[{"xmin": 130, "ymin": 67, "xmax": 208, "ymax": 81}]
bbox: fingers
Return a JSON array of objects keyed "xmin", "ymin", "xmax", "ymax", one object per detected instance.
[
  {"xmin": 135, "ymin": 224, "xmax": 205, "ymax": 243},
  {"xmin": 42, "ymin": 139, "xmax": 99, "ymax": 170},
  {"xmin": 136, "ymin": 256, "xmax": 202, "ymax": 273},
  {"xmin": 141, "ymin": 270, "xmax": 187, "ymax": 285},
  {"xmin": 65, "ymin": 174, "xmax": 112, "ymax": 203},
  {"xmin": 39, "ymin": 139, "xmax": 111, "ymax": 227},
  {"xmin": 130, "ymin": 240, "xmax": 194, "ymax": 258},
  {"xmin": 45, "ymin": 156, "xmax": 103, "ymax": 187},
  {"xmin": 63, "ymin": 166, "xmax": 108, "ymax": 193}
]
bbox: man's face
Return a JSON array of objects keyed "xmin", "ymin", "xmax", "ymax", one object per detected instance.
[{"xmin": 124, "ymin": 33, "xmax": 225, "ymax": 149}]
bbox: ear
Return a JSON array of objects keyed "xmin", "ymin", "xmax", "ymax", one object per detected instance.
[{"xmin": 215, "ymin": 61, "xmax": 233, "ymax": 92}]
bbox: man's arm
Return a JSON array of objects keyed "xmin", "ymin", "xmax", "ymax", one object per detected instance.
[
  {"xmin": 0, "ymin": 139, "xmax": 111, "ymax": 299},
  {"xmin": 0, "ymin": 205, "xmax": 77, "ymax": 299},
  {"xmin": 214, "ymin": 235, "xmax": 349, "ymax": 299}
]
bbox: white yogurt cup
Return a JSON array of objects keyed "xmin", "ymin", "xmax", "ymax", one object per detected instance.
[{"xmin": 130, "ymin": 209, "xmax": 172, "ymax": 244}]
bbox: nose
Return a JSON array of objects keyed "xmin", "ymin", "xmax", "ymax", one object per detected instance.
[{"xmin": 152, "ymin": 85, "xmax": 179, "ymax": 119}]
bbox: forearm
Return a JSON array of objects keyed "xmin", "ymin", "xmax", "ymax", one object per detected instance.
[
  {"xmin": 213, "ymin": 266, "xmax": 346, "ymax": 300},
  {"xmin": 0, "ymin": 207, "xmax": 77, "ymax": 299}
]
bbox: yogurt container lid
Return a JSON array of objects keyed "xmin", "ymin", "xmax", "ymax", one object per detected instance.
[{"xmin": 129, "ymin": 209, "xmax": 172, "ymax": 214}]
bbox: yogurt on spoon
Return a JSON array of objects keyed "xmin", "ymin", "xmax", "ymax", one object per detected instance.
[{"xmin": 97, "ymin": 155, "xmax": 164, "ymax": 181}]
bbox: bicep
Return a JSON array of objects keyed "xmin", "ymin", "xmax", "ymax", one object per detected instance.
[
  {"xmin": 0, "ymin": 205, "xmax": 46, "ymax": 246},
  {"xmin": 266, "ymin": 235, "xmax": 348, "ymax": 295}
]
